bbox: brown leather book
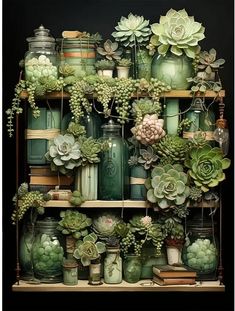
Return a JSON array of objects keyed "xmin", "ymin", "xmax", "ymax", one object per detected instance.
[
  {"xmin": 152, "ymin": 264, "xmax": 197, "ymax": 278},
  {"xmin": 153, "ymin": 275, "xmax": 196, "ymax": 286}
]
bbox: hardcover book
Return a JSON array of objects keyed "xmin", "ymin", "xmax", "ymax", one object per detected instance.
[
  {"xmin": 153, "ymin": 274, "xmax": 196, "ymax": 286},
  {"xmin": 152, "ymin": 264, "xmax": 197, "ymax": 278}
]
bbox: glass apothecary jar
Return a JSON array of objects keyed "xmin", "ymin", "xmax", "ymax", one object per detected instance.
[
  {"xmin": 98, "ymin": 119, "xmax": 129, "ymax": 200},
  {"xmin": 24, "ymin": 25, "xmax": 58, "ymax": 83},
  {"xmin": 31, "ymin": 217, "xmax": 65, "ymax": 283},
  {"xmin": 104, "ymin": 246, "xmax": 122, "ymax": 284},
  {"xmin": 182, "ymin": 214, "xmax": 218, "ymax": 280}
]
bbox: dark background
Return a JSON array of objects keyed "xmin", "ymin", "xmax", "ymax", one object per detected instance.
[{"xmin": 2, "ymin": 0, "xmax": 234, "ymax": 310}]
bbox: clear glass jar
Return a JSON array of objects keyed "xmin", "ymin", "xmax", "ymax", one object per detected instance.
[
  {"xmin": 98, "ymin": 119, "xmax": 129, "ymax": 200},
  {"xmin": 123, "ymin": 254, "xmax": 142, "ymax": 283},
  {"xmin": 24, "ymin": 25, "xmax": 58, "ymax": 83},
  {"xmin": 19, "ymin": 222, "xmax": 34, "ymax": 280},
  {"xmin": 88, "ymin": 258, "xmax": 102, "ymax": 285},
  {"xmin": 182, "ymin": 215, "xmax": 218, "ymax": 280},
  {"xmin": 31, "ymin": 217, "xmax": 65, "ymax": 283},
  {"xmin": 104, "ymin": 246, "xmax": 122, "ymax": 284}
]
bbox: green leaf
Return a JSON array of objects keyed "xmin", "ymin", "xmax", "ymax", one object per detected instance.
[
  {"xmin": 221, "ymin": 158, "xmax": 231, "ymax": 169},
  {"xmin": 84, "ymin": 232, "xmax": 97, "ymax": 243},
  {"xmin": 81, "ymin": 256, "xmax": 91, "ymax": 267},
  {"xmin": 73, "ymin": 248, "xmax": 81, "ymax": 260},
  {"xmin": 96, "ymin": 242, "xmax": 106, "ymax": 254},
  {"xmin": 147, "ymin": 189, "xmax": 157, "ymax": 203}
]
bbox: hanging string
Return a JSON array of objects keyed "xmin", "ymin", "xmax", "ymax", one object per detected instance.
[{"xmin": 121, "ymin": 124, "xmax": 125, "ymax": 219}]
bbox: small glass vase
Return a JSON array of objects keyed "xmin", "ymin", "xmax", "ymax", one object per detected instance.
[
  {"xmin": 104, "ymin": 246, "xmax": 122, "ymax": 284},
  {"xmin": 123, "ymin": 254, "xmax": 142, "ymax": 283}
]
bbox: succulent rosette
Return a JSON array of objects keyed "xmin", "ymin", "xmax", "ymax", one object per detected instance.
[
  {"xmin": 92, "ymin": 213, "xmax": 122, "ymax": 240},
  {"xmin": 112, "ymin": 13, "xmax": 151, "ymax": 47},
  {"xmin": 150, "ymin": 8, "xmax": 205, "ymax": 58},
  {"xmin": 184, "ymin": 145, "xmax": 231, "ymax": 192},
  {"xmin": 146, "ymin": 164, "xmax": 190, "ymax": 209},
  {"xmin": 45, "ymin": 134, "xmax": 81, "ymax": 175}
]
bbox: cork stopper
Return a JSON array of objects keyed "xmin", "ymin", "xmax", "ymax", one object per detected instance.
[{"xmin": 216, "ymin": 119, "xmax": 227, "ymax": 129}]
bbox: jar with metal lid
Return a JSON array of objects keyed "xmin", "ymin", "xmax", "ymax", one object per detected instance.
[
  {"xmin": 182, "ymin": 213, "xmax": 218, "ymax": 280},
  {"xmin": 31, "ymin": 217, "xmax": 65, "ymax": 283},
  {"xmin": 24, "ymin": 25, "xmax": 58, "ymax": 83},
  {"xmin": 98, "ymin": 119, "xmax": 129, "ymax": 200}
]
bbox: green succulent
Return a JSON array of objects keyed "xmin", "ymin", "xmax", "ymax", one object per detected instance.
[
  {"xmin": 129, "ymin": 215, "xmax": 153, "ymax": 235},
  {"xmin": 97, "ymin": 39, "xmax": 122, "ymax": 61},
  {"xmin": 59, "ymin": 63, "xmax": 75, "ymax": 77},
  {"xmin": 66, "ymin": 121, "xmax": 86, "ymax": 138},
  {"xmin": 131, "ymin": 97, "xmax": 161, "ymax": 123},
  {"xmin": 197, "ymin": 48, "xmax": 225, "ymax": 78},
  {"xmin": 45, "ymin": 134, "xmax": 82, "ymax": 175},
  {"xmin": 150, "ymin": 8, "xmax": 205, "ymax": 59},
  {"xmin": 112, "ymin": 13, "xmax": 151, "ymax": 47},
  {"xmin": 189, "ymin": 186, "xmax": 203, "ymax": 201},
  {"xmin": 116, "ymin": 58, "xmax": 132, "ymax": 67},
  {"xmin": 153, "ymin": 135, "xmax": 190, "ymax": 164},
  {"xmin": 146, "ymin": 164, "xmax": 190, "ymax": 209},
  {"xmin": 79, "ymin": 136, "xmax": 103, "ymax": 165},
  {"xmin": 184, "ymin": 144, "xmax": 231, "ymax": 192},
  {"xmin": 57, "ymin": 210, "xmax": 92, "ymax": 239},
  {"xmin": 69, "ymin": 190, "xmax": 85, "ymax": 206},
  {"xmin": 148, "ymin": 223, "xmax": 167, "ymax": 249},
  {"xmin": 92, "ymin": 213, "xmax": 122, "ymax": 240},
  {"xmin": 114, "ymin": 222, "xmax": 129, "ymax": 238},
  {"xmin": 188, "ymin": 131, "xmax": 208, "ymax": 148},
  {"xmin": 95, "ymin": 59, "xmax": 115, "ymax": 70},
  {"xmin": 138, "ymin": 146, "xmax": 158, "ymax": 170},
  {"xmin": 73, "ymin": 233, "xmax": 106, "ymax": 266}
]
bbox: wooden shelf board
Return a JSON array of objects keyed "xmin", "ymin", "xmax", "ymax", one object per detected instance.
[
  {"xmin": 20, "ymin": 89, "xmax": 225, "ymax": 100},
  {"xmin": 44, "ymin": 200, "xmax": 150, "ymax": 208},
  {"xmin": 12, "ymin": 280, "xmax": 225, "ymax": 292}
]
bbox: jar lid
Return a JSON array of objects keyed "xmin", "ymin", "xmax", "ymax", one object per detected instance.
[
  {"xmin": 35, "ymin": 217, "xmax": 58, "ymax": 229},
  {"xmin": 101, "ymin": 119, "xmax": 121, "ymax": 130},
  {"xmin": 63, "ymin": 259, "xmax": 78, "ymax": 268},
  {"xmin": 27, "ymin": 25, "xmax": 55, "ymax": 43}
]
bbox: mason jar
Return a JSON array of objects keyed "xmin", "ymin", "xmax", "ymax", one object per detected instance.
[
  {"xmin": 123, "ymin": 254, "xmax": 142, "ymax": 283},
  {"xmin": 182, "ymin": 216, "xmax": 218, "ymax": 280},
  {"xmin": 31, "ymin": 217, "xmax": 65, "ymax": 283},
  {"xmin": 98, "ymin": 119, "xmax": 129, "ymax": 200},
  {"xmin": 104, "ymin": 246, "xmax": 122, "ymax": 284},
  {"xmin": 24, "ymin": 25, "xmax": 58, "ymax": 83}
]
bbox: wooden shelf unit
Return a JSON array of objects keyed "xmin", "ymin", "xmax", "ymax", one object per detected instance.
[
  {"xmin": 12, "ymin": 280, "xmax": 225, "ymax": 292},
  {"xmin": 20, "ymin": 89, "xmax": 225, "ymax": 100}
]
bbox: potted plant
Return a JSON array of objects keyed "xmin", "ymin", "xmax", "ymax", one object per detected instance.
[
  {"xmin": 97, "ymin": 39, "xmax": 122, "ymax": 61},
  {"xmin": 116, "ymin": 58, "xmax": 132, "ymax": 78},
  {"xmin": 95, "ymin": 59, "xmax": 115, "ymax": 77}
]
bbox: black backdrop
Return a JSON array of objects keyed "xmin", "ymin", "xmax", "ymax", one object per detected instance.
[{"xmin": 2, "ymin": 0, "xmax": 234, "ymax": 310}]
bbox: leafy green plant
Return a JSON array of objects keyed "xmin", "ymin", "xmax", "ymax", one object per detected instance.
[
  {"xmin": 92, "ymin": 213, "xmax": 122, "ymax": 240},
  {"xmin": 150, "ymin": 8, "xmax": 205, "ymax": 58},
  {"xmin": 95, "ymin": 59, "xmax": 115, "ymax": 70},
  {"xmin": 116, "ymin": 58, "xmax": 132, "ymax": 67},
  {"xmin": 57, "ymin": 210, "xmax": 92, "ymax": 239},
  {"xmin": 137, "ymin": 146, "xmax": 158, "ymax": 170},
  {"xmin": 73, "ymin": 232, "xmax": 106, "ymax": 266},
  {"xmin": 69, "ymin": 190, "xmax": 85, "ymax": 206}
]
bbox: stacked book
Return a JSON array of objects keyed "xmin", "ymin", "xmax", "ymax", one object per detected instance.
[
  {"xmin": 152, "ymin": 264, "xmax": 197, "ymax": 285},
  {"xmin": 29, "ymin": 165, "xmax": 74, "ymax": 194}
]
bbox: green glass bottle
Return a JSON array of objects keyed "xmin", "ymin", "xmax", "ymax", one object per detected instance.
[{"xmin": 98, "ymin": 119, "xmax": 129, "ymax": 200}]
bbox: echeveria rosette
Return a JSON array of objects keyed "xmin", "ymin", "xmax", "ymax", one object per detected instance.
[
  {"xmin": 45, "ymin": 134, "xmax": 81, "ymax": 175},
  {"xmin": 146, "ymin": 164, "xmax": 190, "ymax": 209},
  {"xmin": 57, "ymin": 210, "xmax": 92, "ymax": 239},
  {"xmin": 184, "ymin": 145, "xmax": 231, "ymax": 192},
  {"xmin": 92, "ymin": 213, "xmax": 122, "ymax": 240},
  {"xmin": 112, "ymin": 13, "xmax": 151, "ymax": 47},
  {"xmin": 73, "ymin": 233, "xmax": 106, "ymax": 266},
  {"xmin": 150, "ymin": 8, "xmax": 205, "ymax": 59}
]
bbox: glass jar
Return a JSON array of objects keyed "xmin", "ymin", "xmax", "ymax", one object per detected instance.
[
  {"xmin": 63, "ymin": 258, "xmax": 78, "ymax": 286},
  {"xmin": 19, "ymin": 222, "xmax": 34, "ymax": 280},
  {"xmin": 104, "ymin": 246, "xmax": 122, "ymax": 284},
  {"xmin": 98, "ymin": 119, "xmax": 129, "ymax": 200},
  {"xmin": 25, "ymin": 25, "xmax": 58, "ymax": 83},
  {"xmin": 182, "ymin": 215, "xmax": 218, "ymax": 280},
  {"xmin": 123, "ymin": 254, "xmax": 142, "ymax": 283},
  {"xmin": 88, "ymin": 258, "xmax": 102, "ymax": 285},
  {"xmin": 31, "ymin": 217, "xmax": 65, "ymax": 283}
]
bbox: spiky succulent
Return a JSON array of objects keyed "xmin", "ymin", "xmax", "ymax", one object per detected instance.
[
  {"xmin": 73, "ymin": 232, "xmax": 106, "ymax": 266},
  {"xmin": 45, "ymin": 134, "xmax": 82, "ymax": 175},
  {"xmin": 197, "ymin": 48, "xmax": 225, "ymax": 79},
  {"xmin": 146, "ymin": 164, "xmax": 190, "ymax": 209},
  {"xmin": 184, "ymin": 144, "xmax": 231, "ymax": 192},
  {"xmin": 189, "ymin": 186, "xmax": 203, "ymax": 201},
  {"xmin": 138, "ymin": 146, "xmax": 158, "ymax": 170},
  {"xmin": 188, "ymin": 131, "xmax": 208, "ymax": 148},
  {"xmin": 150, "ymin": 8, "xmax": 205, "ymax": 58},
  {"xmin": 153, "ymin": 135, "xmax": 190, "ymax": 164},
  {"xmin": 163, "ymin": 216, "xmax": 185, "ymax": 248},
  {"xmin": 57, "ymin": 210, "xmax": 92, "ymax": 239},
  {"xmin": 116, "ymin": 58, "xmax": 132, "ymax": 67},
  {"xmin": 66, "ymin": 121, "xmax": 86, "ymax": 138},
  {"xmin": 129, "ymin": 215, "xmax": 153, "ymax": 234},
  {"xmin": 128, "ymin": 155, "xmax": 139, "ymax": 166},
  {"xmin": 97, "ymin": 39, "xmax": 122, "ymax": 61},
  {"xmin": 112, "ymin": 13, "xmax": 151, "ymax": 47},
  {"xmin": 79, "ymin": 136, "xmax": 103, "ymax": 166}
]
